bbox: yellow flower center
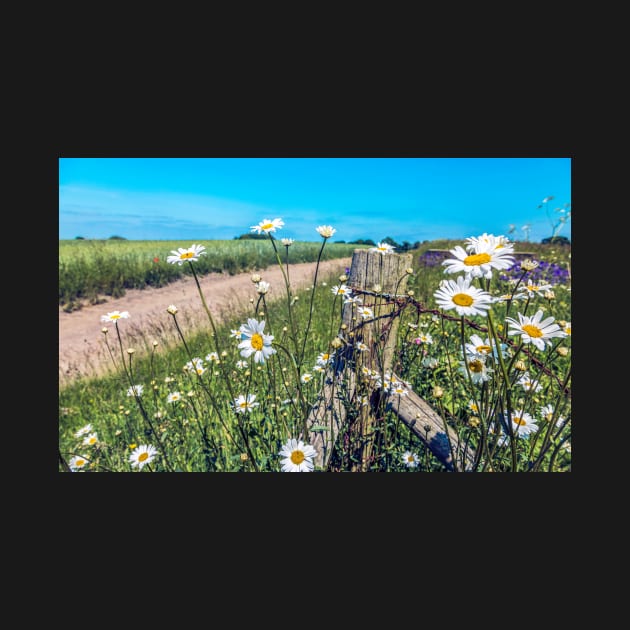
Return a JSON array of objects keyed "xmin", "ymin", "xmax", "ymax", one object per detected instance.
[
  {"xmin": 407, "ymin": 455, "xmax": 414, "ymax": 462},
  {"xmin": 453, "ymin": 293, "xmax": 474, "ymax": 306},
  {"xmin": 251, "ymin": 333, "xmax": 264, "ymax": 351},
  {"xmin": 261, "ymin": 222, "xmax": 274, "ymax": 230},
  {"xmin": 322, "ymin": 353, "xmax": 329, "ymax": 361},
  {"xmin": 290, "ymin": 450, "xmax": 305, "ymax": 464},
  {"xmin": 76, "ymin": 459, "xmax": 85, "ymax": 467},
  {"xmin": 181, "ymin": 251, "xmax": 194, "ymax": 259},
  {"xmin": 522, "ymin": 324, "xmax": 543, "ymax": 338},
  {"xmin": 111, "ymin": 314, "xmax": 121, "ymax": 320},
  {"xmin": 138, "ymin": 452, "xmax": 149, "ymax": 462},
  {"xmin": 513, "ymin": 416, "xmax": 527, "ymax": 426},
  {"xmin": 469, "ymin": 359, "xmax": 484, "ymax": 373},
  {"xmin": 88, "ymin": 437, "xmax": 96, "ymax": 444},
  {"xmin": 565, "ymin": 326, "xmax": 571, "ymax": 335},
  {"xmin": 476, "ymin": 345, "xmax": 492, "ymax": 354},
  {"xmin": 464, "ymin": 253, "xmax": 491, "ymax": 266},
  {"xmin": 239, "ymin": 401, "xmax": 248, "ymax": 408}
]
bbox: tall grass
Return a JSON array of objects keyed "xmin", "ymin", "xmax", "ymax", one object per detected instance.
[
  {"xmin": 59, "ymin": 230, "xmax": 571, "ymax": 472},
  {"xmin": 59, "ymin": 238, "xmax": 359, "ymax": 309}
]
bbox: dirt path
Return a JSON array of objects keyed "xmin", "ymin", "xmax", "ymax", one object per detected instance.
[{"xmin": 59, "ymin": 258, "xmax": 352, "ymax": 385}]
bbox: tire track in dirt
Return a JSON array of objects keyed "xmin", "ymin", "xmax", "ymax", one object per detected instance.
[{"xmin": 59, "ymin": 257, "xmax": 352, "ymax": 385}]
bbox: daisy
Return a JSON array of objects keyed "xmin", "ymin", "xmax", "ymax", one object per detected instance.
[
  {"xmin": 256, "ymin": 281, "xmax": 270, "ymax": 294},
  {"xmin": 316, "ymin": 351, "xmax": 334, "ymax": 366},
  {"xmin": 421, "ymin": 356, "xmax": 439, "ymax": 368},
  {"xmin": 508, "ymin": 410, "xmax": 538, "ymax": 438},
  {"xmin": 231, "ymin": 393, "xmax": 260, "ymax": 414},
  {"xmin": 355, "ymin": 341, "xmax": 369, "ymax": 352},
  {"xmin": 442, "ymin": 238, "xmax": 514, "ymax": 279},
  {"xmin": 312, "ymin": 364, "xmax": 325, "ymax": 373},
  {"xmin": 413, "ymin": 333, "xmax": 433, "ymax": 345},
  {"xmin": 465, "ymin": 233, "xmax": 513, "ymax": 254},
  {"xmin": 505, "ymin": 309, "xmax": 567, "ymax": 351},
  {"xmin": 434, "ymin": 276, "xmax": 493, "ymax": 317},
  {"xmin": 82, "ymin": 432, "xmax": 98, "ymax": 447},
  {"xmin": 390, "ymin": 382, "xmax": 409, "ymax": 396},
  {"xmin": 127, "ymin": 384, "xmax": 144, "ymax": 397},
  {"xmin": 238, "ymin": 318, "xmax": 276, "ymax": 364},
  {"xmin": 331, "ymin": 284, "xmax": 352, "ymax": 297},
  {"xmin": 370, "ymin": 241, "xmax": 395, "ymax": 254},
  {"xmin": 540, "ymin": 403, "xmax": 565, "ymax": 428},
  {"xmin": 517, "ymin": 280, "xmax": 554, "ymax": 298},
  {"xmin": 74, "ymin": 423, "xmax": 93, "ymax": 438},
  {"xmin": 167, "ymin": 391, "xmax": 182, "ymax": 403},
  {"xmin": 250, "ymin": 218, "xmax": 284, "ymax": 234},
  {"xmin": 129, "ymin": 444, "xmax": 159, "ymax": 470},
  {"xmin": 281, "ymin": 238, "xmax": 294, "ymax": 246},
  {"xmin": 357, "ymin": 306, "xmax": 374, "ymax": 320},
  {"xmin": 101, "ymin": 310, "xmax": 130, "ymax": 323},
  {"xmin": 235, "ymin": 360, "xmax": 248, "ymax": 370},
  {"xmin": 278, "ymin": 438, "xmax": 317, "ymax": 472},
  {"xmin": 69, "ymin": 455, "xmax": 90, "ymax": 472},
  {"xmin": 166, "ymin": 244, "xmax": 206, "ymax": 265},
  {"xmin": 516, "ymin": 371, "xmax": 542, "ymax": 392},
  {"xmin": 316, "ymin": 225, "xmax": 336, "ymax": 238},
  {"xmin": 205, "ymin": 352, "xmax": 220, "ymax": 363},
  {"xmin": 459, "ymin": 357, "xmax": 493, "ymax": 384},
  {"xmin": 301, "ymin": 373, "xmax": 313, "ymax": 383},
  {"xmin": 401, "ymin": 451, "xmax": 419, "ymax": 468}
]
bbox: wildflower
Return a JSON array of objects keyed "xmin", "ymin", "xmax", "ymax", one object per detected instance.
[
  {"xmin": 442, "ymin": 236, "xmax": 514, "ymax": 279},
  {"xmin": 401, "ymin": 451, "xmax": 419, "ymax": 468},
  {"xmin": 517, "ymin": 280, "xmax": 554, "ymax": 298},
  {"xmin": 166, "ymin": 244, "xmax": 206, "ymax": 265},
  {"xmin": 370, "ymin": 242, "xmax": 395, "ymax": 254},
  {"xmin": 235, "ymin": 360, "xmax": 248, "ymax": 369},
  {"xmin": 129, "ymin": 444, "xmax": 159, "ymax": 470},
  {"xmin": 413, "ymin": 333, "xmax": 433, "ymax": 345},
  {"xmin": 459, "ymin": 357, "xmax": 493, "ymax": 384},
  {"xmin": 557, "ymin": 346, "xmax": 569, "ymax": 357},
  {"xmin": 250, "ymin": 218, "xmax": 284, "ymax": 234},
  {"xmin": 467, "ymin": 399, "xmax": 480, "ymax": 414},
  {"xmin": 316, "ymin": 225, "xmax": 336, "ymax": 238},
  {"xmin": 101, "ymin": 310, "xmax": 130, "ymax": 323},
  {"xmin": 465, "ymin": 233, "xmax": 513, "ymax": 253},
  {"xmin": 127, "ymin": 348, "xmax": 135, "ymax": 355},
  {"xmin": 231, "ymin": 394, "xmax": 260, "ymax": 414},
  {"xmin": 508, "ymin": 410, "xmax": 538, "ymax": 438},
  {"xmin": 316, "ymin": 351, "xmax": 334, "ymax": 366},
  {"xmin": 256, "ymin": 281, "xmax": 270, "ymax": 294},
  {"xmin": 421, "ymin": 356, "xmax": 439, "ymax": 368},
  {"xmin": 540, "ymin": 404, "xmax": 565, "ymax": 428},
  {"xmin": 355, "ymin": 341, "xmax": 369, "ymax": 352},
  {"xmin": 238, "ymin": 318, "xmax": 276, "ymax": 364},
  {"xmin": 166, "ymin": 304, "xmax": 178, "ymax": 315},
  {"xmin": 278, "ymin": 438, "xmax": 317, "ymax": 472},
  {"xmin": 69, "ymin": 455, "xmax": 90, "ymax": 471},
  {"xmin": 562, "ymin": 321, "xmax": 572, "ymax": 335},
  {"xmin": 357, "ymin": 306, "xmax": 374, "ymax": 320},
  {"xmin": 505, "ymin": 309, "xmax": 567, "ymax": 351},
  {"xmin": 301, "ymin": 373, "xmax": 313, "ymax": 383},
  {"xmin": 312, "ymin": 364, "xmax": 325, "ymax": 373},
  {"xmin": 82, "ymin": 433, "xmax": 98, "ymax": 447},
  {"xmin": 432, "ymin": 385, "xmax": 444, "ymax": 398},
  {"xmin": 281, "ymin": 238, "xmax": 294, "ymax": 247},
  {"xmin": 390, "ymin": 382, "xmax": 409, "ymax": 396},
  {"xmin": 517, "ymin": 371, "xmax": 542, "ymax": 392},
  {"xmin": 74, "ymin": 423, "xmax": 93, "ymax": 438},
  {"xmin": 520, "ymin": 259, "xmax": 540, "ymax": 271},
  {"xmin": 434, "ymin": 276, "xmax": 493, "ymax": 317},
  {"xmin": 167, "ymin": 391, "xmax": 182, "ymax": 403},
  {"xmin": 331, "ymin": 284, "xmax": 352, "ymax": 297}
]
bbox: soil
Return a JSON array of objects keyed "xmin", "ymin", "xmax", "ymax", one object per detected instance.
[{"xmin": 59, "ymin": 258, "xmax": 352, "ymax": 385}]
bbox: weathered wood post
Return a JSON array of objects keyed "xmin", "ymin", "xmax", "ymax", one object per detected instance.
[{"xmin": 306, "ymin": 248, "xmax": 476, "ymax": 472}]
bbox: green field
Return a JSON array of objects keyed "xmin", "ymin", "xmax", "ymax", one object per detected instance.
[{"xmin": 59, "ymin": 237, "xmax": 571, "ymax": 472}]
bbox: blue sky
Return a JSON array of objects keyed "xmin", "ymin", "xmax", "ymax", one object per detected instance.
[{"xmin": 58, "ymin": 158, "xmax": 571, "ymax": 244}]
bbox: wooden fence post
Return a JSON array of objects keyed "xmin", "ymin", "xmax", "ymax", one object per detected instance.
[{"xmin": 306, "ymin": 248, "xmax": 476, "ymax": 472}]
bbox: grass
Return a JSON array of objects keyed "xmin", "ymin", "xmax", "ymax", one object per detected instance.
[{"xmin": 59, "ymin": 233, "xmax": 571, "ymax": 473}]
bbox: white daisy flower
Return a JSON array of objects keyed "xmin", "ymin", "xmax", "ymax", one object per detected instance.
[
  {"xmin": 82, "ymin": 432, "xmax": 98, "ymax": 447},
  {"xmin": 166, "ymin": 244, "xmax": 206, "ymax": 265},
  {"xmin": 540, "ymin": 403, "xmax": 566, "ymax": 428},
  {"xmin": 508, "ymin": 410, "xmax": 538, "ymax": 438},
  {"xmin": 331, "ymin": 284, "xmax": 352, "ymax": 297},
  {"xmin": 129, "ymin": 444, "xmax": 159, "ymax": 470},
  {"xmin": 230, "ymin": 329, "xmax": 242, "ymax": 339},
  {"xmin": 355, "ymin": 341, "xmax": 369, "ymax": 352},
  {"xmin": 69, "ymin": 455, "xmax": 90, "ymax": 471},
  {"xmin": 256, "ymin": 281, "xmax": 271, "ymax": 294},
  {"xmin": 516, "ymin": 371, "xmax": 542, "ymax": 392},
  {"xmin": 205, "ymin": 352, "xmax": 220, "ymax": 363},
  {"xmin": 167, "ymin": 391, "xmax": 182, "ymax": 403},
  {"xmin": 442, "ymin": 238, "xmax": 514, "ymax": 279},
  {"xmin": 464, "ymin": 233, "xmax": 514, "ymax": 254},
  {"xmin": 370, "ymin": 241, "xmax": 395, "ymax": 254},
  {"xmin": 316, "ymin": 351, "xmax": 334, "ymax": 366},
  {"xmin": 166, "ymin": 304, "xmax": 178, "ymax": 315},
  {"xmin": 281, "ymin": 238, "xmax": 294, "ymax": 246},
  {"xmin": 231, "ymin": 394, "xmax": 260, "ymax": 414},
  {"xmin": 517, "ymin": 280, "xmax": 554, "ymax": 298},
  {"xmin": 301, "ymin": 373, "xmax": 313, "ymax": 383},
  {"xmin": 278, "ymin": 438, "xmax": 317, "ymax": 472},
  {"xmin": 401, "ymin": 451, "xmax": 419, "ymax": 468},
  {"xmin": 312, "ymin": 364, "xmax": 325, "ymax": 373},
  {"xmin": 413, "ymin": 333, "xmax": 433, "ymax": 345},
  {"xmin": 127, "ymin": 384, "xmax": 144, "ymax": 397},
  {"xmin": 505, "ymin": 309, "xmax": 567, "ymax": 351},
  {"xmin": 434, "ymin": 275, "xmax": 493, "ymax": 317},
  {"xmin": 250, "ymin": 218, "xmax": 284, "ymax": 234},
  {"xmin": 344, "ymin": 294, "xmax": 363, "ymax": 306},
  {"xmin": 316, "ymin": 225, "xmax": 336, "ymax": 238},
  {"xmin": 74, "ymin": 423, "xmax": 93, "ymax": 438},
  {"xmin": 459, "ymin": 357, "xmax": 493, "ymax": 384},
  {"xmin": 357, "ymin": 306, "xmax": 374, "ymax": 320},
  {"xmin": 235, "ymin": 360, "xmax": 248, "ymax": 370},
  {"xmin": 562, "ymin": 321, "xmax": 572, "ymax": 335},
  {"xmin": 238, "ymin": 318, "xmax": 276, "ymax": 364},
  {"xmin": 101, "ymin": 310, "xmax": 130, "ymax": 323}
]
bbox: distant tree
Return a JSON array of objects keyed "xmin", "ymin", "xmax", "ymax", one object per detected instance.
[
  {"xmin": 541, "ymin": 235, "xmax": 571, "ymax": 245},
  {"xmin": 349, "ymin": 238, "xmax": 376, "ymax": 246},
  {"xmin": 108, "ymin": 235, "xmax": 127, "ymax": 240},
  {"xmin": 234, "ymin": 233, "xmax": 270, "ymax": 240},
  {"xmin": 74, "ymin": 236, "xmax": 85, "ymax": 240},
  {"xmin": 381, "ymin": 236, "xmax": 400, "ymax": 248},
  {"xmin": 334, "ymin": 239, "xmax": 346, "ymax": 243}
]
